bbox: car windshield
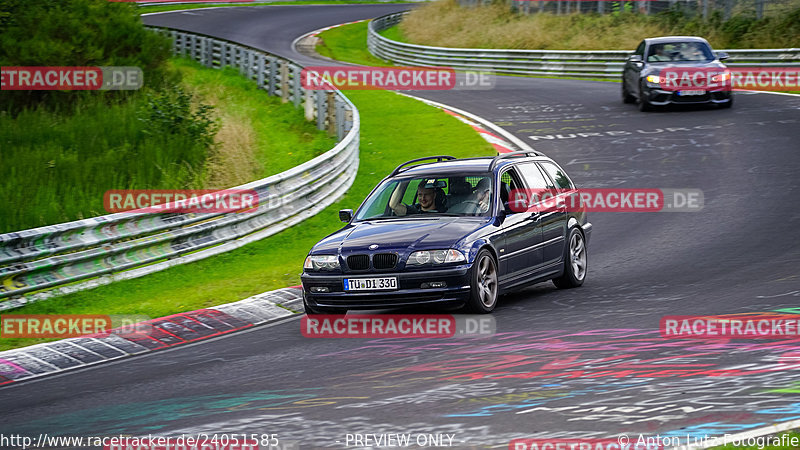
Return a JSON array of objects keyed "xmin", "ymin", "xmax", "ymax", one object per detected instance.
[
  {"xmin": 647, "ymin": 41, "xmax": 715, "ymax": 62},
  {"xmin": 354, "ymin": 173, "xmax": 494, "ymax": 220}
]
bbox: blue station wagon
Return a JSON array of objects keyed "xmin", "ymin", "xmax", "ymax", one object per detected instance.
[{"xmin": 301, "ymin": 151, "xmax": 593, "ymax": 314}]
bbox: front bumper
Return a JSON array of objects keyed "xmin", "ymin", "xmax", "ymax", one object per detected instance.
[
  {"xmin": 301, "ymin": 265, "xmax": 473, "ymax": 309},
  {"xmin": 642, "ymin": 86, "xmax": 732, "ymax": 106}
]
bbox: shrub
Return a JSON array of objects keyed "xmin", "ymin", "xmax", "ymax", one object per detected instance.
[{"xmin": 0, "ymin": 0, "xmax": 172, "ymax": 112}]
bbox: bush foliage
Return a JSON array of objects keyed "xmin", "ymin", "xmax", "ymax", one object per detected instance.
[{"xmin": 0, "ymin": 0, "xmax": 172, "ymax": 111}]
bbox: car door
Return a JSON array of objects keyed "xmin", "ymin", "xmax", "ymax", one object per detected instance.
[
  {"xmin": 625, "ymin": 40, "xmax": 646, "ymax": 96},
  {"xmin": 536, "ymin": 161, "xmax": 572, "ymax": 266},
  {"xmin": 497, "ymin": 166, "xmax": 543, "ymax": 285},
  {"xmin": 517, "ymin": 162, "xmax": 567, "ymax": 269}
]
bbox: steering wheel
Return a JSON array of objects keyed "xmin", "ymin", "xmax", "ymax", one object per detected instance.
[{"xmin": 457, "ymin": 200, "xmax": 485, "ymax": 216}]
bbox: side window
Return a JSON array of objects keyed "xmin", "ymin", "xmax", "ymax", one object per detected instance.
[
  {"xmin": 516, "ymin": 162, "xmax": 550, "ymax": 190},
  {"xmin": 539, "ymin": 162, "xmax": 574, "ymax": 191},
  {"xmin": 635, "ymin": 41, "xmax": 646, "ymax": 57},
  {"xmin": 499, "ymin": 168, "xmax": 525, "ymax": 213},
  {"xmin": 360, "ymin": 181, "xmax": 396, "ymax": 218},
  {"xmin": 402, "ymin": 179, "xmax": 422, "ymax": 204}
]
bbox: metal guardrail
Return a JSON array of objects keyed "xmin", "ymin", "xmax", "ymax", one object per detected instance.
[
  {"xmin": 0, "ymin": 28, "xmax": 360, "ymax": 310},
  {"xmin": 368, "ymin": 11, "xmax": 800, "ymax": 79}
]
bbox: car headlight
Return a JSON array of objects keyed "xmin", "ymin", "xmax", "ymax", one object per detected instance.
[
  {"xmin": 711, "ymin": 72, "xmax": 731, "ymax": 83},
  {"xmin": 645, "ymin": 74, "xmax": 661, "ymax": 84},
  {"xmin": 304, "ymin": 255, "xmax": 340, "ymax": 271},
  {"xmin": 407, "ymin": 249, "xmax": 466, "ymax": 266}
]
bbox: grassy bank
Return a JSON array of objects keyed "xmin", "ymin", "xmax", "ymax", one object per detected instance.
[
  {"xmin": 0, "ymin": 58, "xmax": 336, "ymax": 233},
  {"xmin": 315, "ymin": 21, "xmax": 394, "ymax": 66},
  {"xmin": 0, "ymin": 89, "xmax": 494, "ymax": 352},
  {"xmin": 395, "ymin": 0, "xmax": 800, "ymax": 50},
  {"xmin": 174, "ymin": 58, "xmax": 338, "ymax": 188}
]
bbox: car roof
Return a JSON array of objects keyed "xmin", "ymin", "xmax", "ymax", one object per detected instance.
[
  {"xmin": 645, "ymin": 36, "xmax": 710, "ymax": 45},
  {"xmin": 394, "ymin": 155, "xmax": 551, "ymax": 177}
]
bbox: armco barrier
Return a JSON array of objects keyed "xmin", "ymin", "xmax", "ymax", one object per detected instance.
[
  {"xmin": 368, "ymin": 11, "xmax": 800, "ymax": 79},
  {"xmin": 0, "ymin": 28, "xmax": 360, "ymax": 310}
]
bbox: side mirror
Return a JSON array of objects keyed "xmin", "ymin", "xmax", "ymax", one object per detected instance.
[
  {"xmin": 629, "ymin": 54, "xmax": 643, "ymax": 63},
  {"xmin": 338, "ymin": 209, "xmax": 353, "ymax": 223},
  {"xmin": 717, "ymin": 51, "xmax": 729, "ymax": 61}
]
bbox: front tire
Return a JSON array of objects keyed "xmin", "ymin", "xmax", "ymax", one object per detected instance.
[
  {"xmin": 553, "ymin": 227, "xmax": 587, "ymax": 289},
  {"xmin": 622, "ymin": 80, "xmax": 635, "ymax": 104},
  {"xmin": 466, "ymin": 249, "xmax": 499, "ymax": 313},
  {"xmin": 638, "ymin": 81, "xmax": 653, "ymax": 112}
]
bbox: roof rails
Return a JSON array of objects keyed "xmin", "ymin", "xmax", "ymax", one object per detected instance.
[
  {"xmin": 389, "ymin": 155, "xmax": 457, "ymax": 177},
  {"xmin": 489, "ymin": 150, "xmax": 544, "ymax": 171}
]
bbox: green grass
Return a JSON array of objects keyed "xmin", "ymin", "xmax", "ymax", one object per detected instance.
[
  {"xmin": 138, "ymin": 0, "xmax": 410, "ymax": 14},
  {"xmin": 0, "ymin": 58, "xmax": 336, "ymax": 233},
  {"xmin": 0, "ymin": 89, "xmax": 494, "ymax": 352},
  {"xmin": 378, "ymin": 23, "xmax": 404, "ymax": 42},
  {"xmin": 173, "ymin": 58, "xmax": 338, "ymax": 186},
  {"xmin": 315, "ymin": 21, "xmax": 394, "ymax": 67},
  {"xmin": 0, "ymin": 86, "xmax": 209, "ymax": 233}
]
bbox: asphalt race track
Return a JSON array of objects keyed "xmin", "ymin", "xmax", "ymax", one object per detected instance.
[{"xmin": 3, "ymin": 5, "xmax": 800, "ymax": 448}]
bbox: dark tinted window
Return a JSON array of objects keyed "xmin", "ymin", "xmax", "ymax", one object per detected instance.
[
  {"xmin": 539, "ymin": 162, "xmax": 573, "ymax": 190},
  {"xmin": 647, "ymin": 41, "xmax": 714, "ymax": 62},
  {"xmin": 635, "ymin": 41, "xmax": 645, "ymax": 57}
]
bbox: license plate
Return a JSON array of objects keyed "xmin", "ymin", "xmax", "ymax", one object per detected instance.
[
  {"xmin": 344, "ymin": 277, "xmax": 398, "ymax": 291},
  {"xmin": 678, "ymin": 90, "xmax": 705, "ymax": 96}
]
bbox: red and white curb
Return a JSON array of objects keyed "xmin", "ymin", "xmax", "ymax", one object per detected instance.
[
  {"xmin": 0, "ymin": 287, "xmax": 303, "ymax": 386},
  {"xmin": 440, "ymin": 109, "xmax": 515, "ymax": 154},
  {"xmin": 398, "ymin": 93, "xmax": 540, "ymax": 156},
  {"xmin": 307, "ymin": 19, "xmax": 367, "ymax": 39}
]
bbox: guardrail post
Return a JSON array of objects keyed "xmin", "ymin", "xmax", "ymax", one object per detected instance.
[
  {"xmin": 305, "ymin": 89, "xmax": 315, "ymax": 121},
  {"xmin": 268, "ymin": 58, "xmax": 277, "ymax": 95},
  {"xmin": 171, "ymin": 30, "xmax": 180, "ymax": 56},
  {"xmin": 345, "ymin": 108, "xmax": 353, "ymax": 135},
  {"xmin": 292, "ymin": 66, "xmax": 302, "ymax": 107},
  {"xmin": 280, "ymin": 62, "xmax": 289, "ymax": 103},
  {"xmin": 326, "ymin": 92, "xmax": 336, "ymax": 136},
  {"xmin": 316, "ymin": 90, "xmax": 325, "ymax": 130},
  {"xmin": 336, "ymin": 98, "xmax": 345, "ymax": 140},
  {"xmin": 240, "ymin": 49, "xmax": 249, "ymax": 76},
  {"xmin": 202, "ymin": 38, "xmax": 211, "ymax": 67},
  {"xmin": 256, "ymin": 54, "xmax": 265, "ymax": 87}
]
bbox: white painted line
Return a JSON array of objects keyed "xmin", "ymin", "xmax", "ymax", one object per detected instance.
[{"xmin": 397, "ymin": 92, "xmax": 542, "ymax": 155}]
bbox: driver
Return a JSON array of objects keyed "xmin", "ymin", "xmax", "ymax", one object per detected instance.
[
  {"xmin": 389, "ymin": 181, "xmax": 444, "ymax": 216},
  {"xmin": 648, "ymin": 45, "xmax": 670, "ymax": 62},
  {"xmin": 473, "ymin": 178, "xmax": 492, "ymax": 213}
]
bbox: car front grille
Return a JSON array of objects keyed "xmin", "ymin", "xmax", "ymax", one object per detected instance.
[
  {"xmin": 347, "ymin": 254, "xmax": 370, "ymax": 270},
  {"xmin": 373, "ymin": 253, "xmax": 397, "ymax": 270}
]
